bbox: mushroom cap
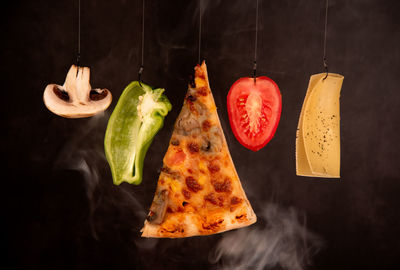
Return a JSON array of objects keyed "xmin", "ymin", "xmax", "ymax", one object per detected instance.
[{"xmin": 43, "ymin": 65, "xmax": 112, "ymax": 118}]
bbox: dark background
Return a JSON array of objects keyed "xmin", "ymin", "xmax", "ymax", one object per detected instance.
[{"xmin": 3, "ymin": 0, "xmax": 400, "ymax": 269}]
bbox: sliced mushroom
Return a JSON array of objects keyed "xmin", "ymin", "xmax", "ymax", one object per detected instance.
[
  {"xmin": 146, "ymin": 189, "xmax": 169, "ymax": 225},
  {"xmin": 200, "ymin": 127, "xmax": 223, "ymax": 153},
  {"xmin": 175, "ymin": 105, "xmax": 201, "ymax": 136},
  {"xmin": 193, "ymin": 100, "xmax": 208, "ymax": 116},
  {"xmin": 43, "ymin": 65, "xmax": 112, "ymax": 118}
]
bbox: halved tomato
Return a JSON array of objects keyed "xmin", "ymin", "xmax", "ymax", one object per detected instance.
[{"xmin": 227, "ymin": 77, "xmax": 282, "ymax": 151}]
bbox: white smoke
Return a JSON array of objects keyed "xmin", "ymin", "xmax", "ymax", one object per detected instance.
[
  {"xmin": 53, "ymin": 112, "xmax": 146, "ymax": 239},
  {"xmin": 49, "ymin": 113, "xmax": 322, "ymax": 270},
  {"xmin": 210, "ymin": 203, "xmax": 323, "ymax": 270}
]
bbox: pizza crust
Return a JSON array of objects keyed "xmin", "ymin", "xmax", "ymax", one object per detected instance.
[{"xmin": 141, "ymin": 210, "xmax": 257, "ymax": 238}]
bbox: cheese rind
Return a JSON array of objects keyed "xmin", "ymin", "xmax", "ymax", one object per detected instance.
[{"xmin": 296, "ymin": 73, "xmax": 344, "ymax": 178}]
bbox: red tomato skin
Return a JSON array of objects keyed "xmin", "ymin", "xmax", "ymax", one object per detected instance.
[{"xmin": 227, "ymin": 76, "xmax": 282, "ymax": 151}]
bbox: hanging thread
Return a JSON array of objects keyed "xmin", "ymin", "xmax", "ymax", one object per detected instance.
[
  {"xmin": 198, "ymin": 0, "xmax": 202, "ymax": 64},
  {"xmin": 77, "ymin": 0, "xmax": 81, "ymax": 67},
  {"xmin": 138, "ymin": 0, "xmax": 145, "ymax": 85},
  {"xmin": 253, "ymin": 0, "xmax": 259, "ymax": 83},
  {"xmin": 323, "ymin": 0, "xmax": 329, "ymax": 80}
]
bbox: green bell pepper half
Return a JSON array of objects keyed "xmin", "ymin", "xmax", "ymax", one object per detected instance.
[{"xmin": 104, "ymin": 81, "xmax": 172, "ymax": 185}]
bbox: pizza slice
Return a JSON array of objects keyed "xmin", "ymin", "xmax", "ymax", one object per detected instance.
[{"xmin": 141, "ymin": 61, "xmax": 257, "ymax": 238}]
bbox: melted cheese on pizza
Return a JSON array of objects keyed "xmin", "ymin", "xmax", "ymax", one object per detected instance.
[{"xmin": 141, "ymin": 62, "xmax": 256, "ymax": 238}]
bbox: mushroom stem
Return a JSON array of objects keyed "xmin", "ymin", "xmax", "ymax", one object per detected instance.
[{"xmin": 76, "ymin": 66, "xmax": 92, "ymax": 103}]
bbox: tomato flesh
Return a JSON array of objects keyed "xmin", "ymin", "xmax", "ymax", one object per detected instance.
[
  {"xmin": 227, "ymin": 77, "xmax": 282, "ymax": 151},
  {"xmin": 165, "ymin": 149, "xmax": 186, "ymax": 166}
]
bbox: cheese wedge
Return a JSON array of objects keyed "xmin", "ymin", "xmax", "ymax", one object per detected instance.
[{"xmin": 296, "ymin": 73, "xmax": 344, "ymax": 178}]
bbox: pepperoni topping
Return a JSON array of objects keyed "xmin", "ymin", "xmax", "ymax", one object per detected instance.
[
  {"xmin": 207, "ymin": 162, "xmax": 220, "ymax": 173},
  {"xmin": 204, "ymin": 193, "xmax": 224, "ymax": 207},
  {"xmin": 202, "ymin": 120, "xmax": 212, "ymax": 132},
  {"xmin": 212, "ymin": 177, "xmax": 232, "ymax": 193},
  {"xmin": 186, "ymin": 176, "xmax": 202, "ymax": 192},
  {"xmin": 204, "ymin": 193, "xmax": 218, "ymax": 205},
  {"xmin": 217, "ymin": 195, "xmax": 224, "ymax": 207},
  {"xmin": 197, "ymin": 87, "xmax": 208, "ymax": 96},
  {"xmin": 187, "ymin": 142, "xmax": 199, "ymax": 154},
  {"xmin": 182, "ymin": 189, "xmax": 191, "ymax": 199},
  {"xmin": 230, "ymin": 196, "xmax": 242, "ymax": 205}
]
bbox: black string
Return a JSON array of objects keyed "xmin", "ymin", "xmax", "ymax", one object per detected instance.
[
  {"xmin": 323, "ymin": 0, "xmax": 329, "ymax": 80},
  {"xmin": 76, "ymin": 0, "xmax": 81, "ymax": 68},
  {"xmin": 138, "ymin": 0, "xmax": 145, "ymax": 85},
  {"xmin": 253, "ymin": 0, "xmax": 259, "ymax": 84},
  {"xmin": 198, "ymin": 0, "xmax": 202, "ymax": 64}
]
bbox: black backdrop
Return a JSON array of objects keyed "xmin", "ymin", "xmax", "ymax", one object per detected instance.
[{"xmin": 3, "ymin": 0, "xmax": 400, "ymax": 269}]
